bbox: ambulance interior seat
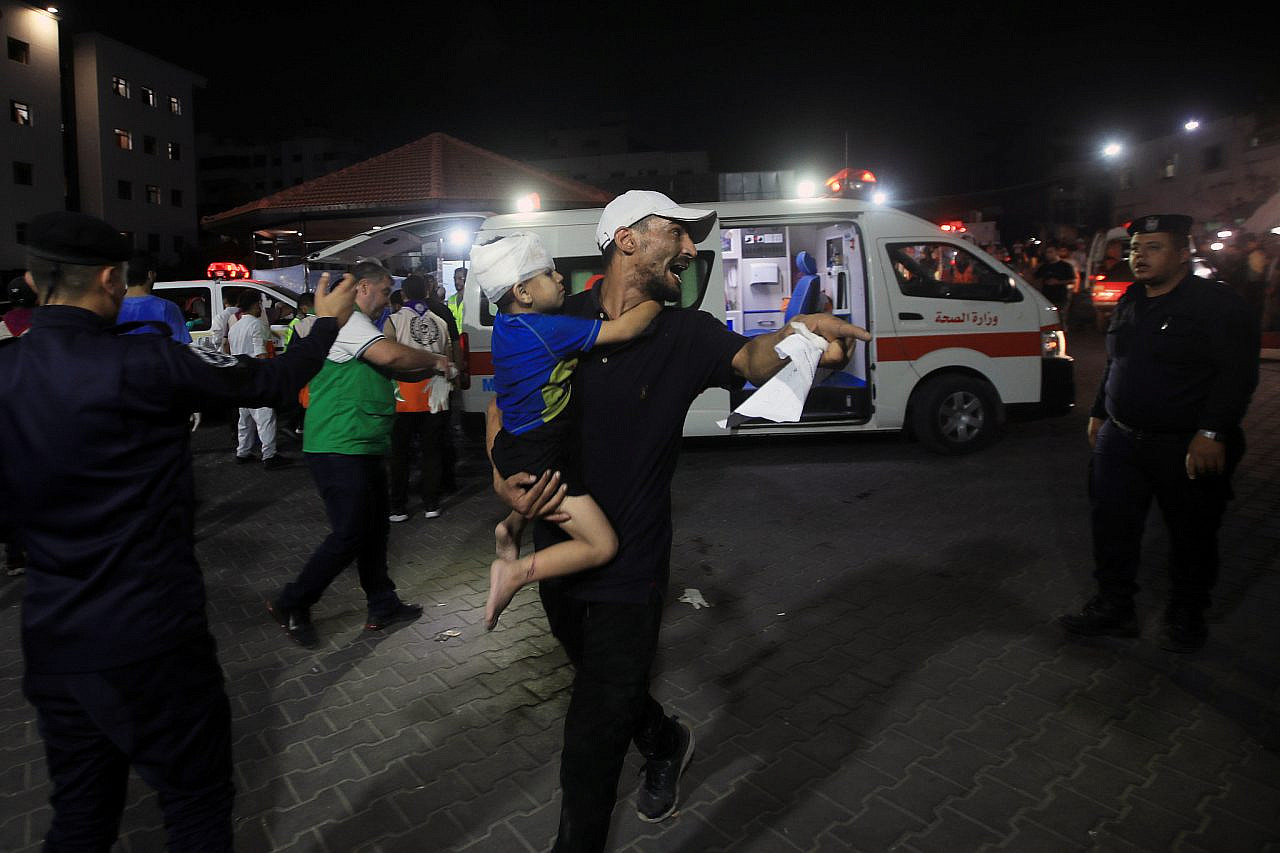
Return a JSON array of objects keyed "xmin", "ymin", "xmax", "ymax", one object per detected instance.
[{"xmin": 784, "ymin": 251, "xmax": 823, "ymax": 323}]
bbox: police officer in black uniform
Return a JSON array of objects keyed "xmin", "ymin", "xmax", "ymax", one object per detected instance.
[
  {"xmin": 0, "ymin": 212, "xmax": 355, "ymax": 850},
  {"xmin": 1059, "ymin": 214, "xmax": 1259, "ymax": 653}
]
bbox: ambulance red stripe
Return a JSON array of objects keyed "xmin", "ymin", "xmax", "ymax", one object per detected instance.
[{"xmin": 875, "ymin": 331, "xmax": 1041, "ymax": 362}]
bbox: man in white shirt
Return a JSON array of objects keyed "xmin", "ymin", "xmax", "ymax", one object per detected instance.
[
  {"xmin": 385, "ymin": 274, "xmax": 453, "ymax": 521},
  {"xmin": 228, "ymin": 291, "xmax": 290, "ymax": 469}
]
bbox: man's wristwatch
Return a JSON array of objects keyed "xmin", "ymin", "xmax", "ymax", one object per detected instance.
[{"xmin": 1196, "ymin": 429, "xmax": 1222, "ymax": 442}]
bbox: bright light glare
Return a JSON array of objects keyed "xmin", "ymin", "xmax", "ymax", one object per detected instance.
[
  {"xmin": 795, "ymin": 179, "xmax": 817, "ymax": 198},
  {"xmin": 448, "ymin": 228, "xmax": 471, "ymax": 247},
  {"xmin": 1210, "ymin": 241, "xmax": 1225, "ymax": 251},
  {"xmin": 1184, "ymin": 119, "xmax": 1200, "ymax": 132},
  {"xmin": 515, "ymin": 192, "xmax": 541, "ymax": 213},
  {"xmin": 1271, "ymin": 226, "xmax": 1280, "ymax": 236},
  {"xmin": 46, "ymin": 5, "xmax": 58, "ymax": 12},
  {"xmin": 1216, "ymin": 229, "xmax": 1233, "ymax": 239},
  {"xmin": 872, "ymin": 191, "xmax": 889, "ymax": 205},
  {"xmin": 1102, "ymin": 141, "xmax": 1123, "ymax": 158}
]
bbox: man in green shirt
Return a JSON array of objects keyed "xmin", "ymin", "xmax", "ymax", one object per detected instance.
[{"xmin": 269, "ymin": 261, "xmax": 454, "ymax": 647}]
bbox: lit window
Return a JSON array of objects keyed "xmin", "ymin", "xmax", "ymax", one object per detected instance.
[
  {"xmin": 8, "ymin": 38, "xmax": 30, "ymax": 64},
  {"xmin": 13, "ymin": 161, "xmax": 33, "ymax": 185},
  {"xmin": 168, "ymin": 95, "xmax": 182, "ymax": 115},
  {"xmin": 112, "ymin": 76, "xmax": 130, "ymax": 98},
  {"xmin": 117, "ymin": 180, "xmax": 132, "ymax": 200},
  {"xmin": 170, "ymin": 189, "xmax": 183, "ymax": 207},
  {"xmin": 115, "ymin": 128, "xmax": 133, "ymax": 150},
  {"xmin": 143, "ymin": 135, "xmax": 157, "ymax": 155},
  {"xmin": 167, "ymin": 141, "xmax": 181, "ymax": 161},
  {"xmin": 1162, "ymin": 154, "xmax": 1178, "ymax": 180},
  {"xmin": 140, "ymin": 86, "xmax": 156, "ymax": 107},
  {"xmin": 146, "ymin": 184, "xmax": 161, "ymax": 204},
  {"xmin": 10, "ymin": 100, "xmax": 31, "ymax": 126}
]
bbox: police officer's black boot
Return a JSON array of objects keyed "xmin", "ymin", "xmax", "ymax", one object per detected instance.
[
  {"xmin": 1058, "ymin": 594, "xmax": 1139, "ymax": 638},
  {"xmin": 1160, "ymin": 605, "xmax": 1207, "ymax": 653}
]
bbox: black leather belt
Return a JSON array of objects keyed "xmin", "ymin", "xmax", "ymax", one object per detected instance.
[{"xmin": 1110, "ymin": 418, "xmax": 1192, "ymax": 441}]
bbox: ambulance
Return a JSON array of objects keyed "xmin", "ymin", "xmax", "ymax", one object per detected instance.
[
  {"xmin": 153, "ymin": 263, "xmax": 302, "ymax": 352},
  {"xmin": 312, "ymin": 190, "xmax": 1074, "ymax": 454}
]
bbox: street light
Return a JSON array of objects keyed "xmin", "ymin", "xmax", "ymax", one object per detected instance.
[
  {"xmin": 1184, "ymin": 119, "xmax": 1200, "ymax": 132},
  {"xmin": 1102, "ymin": 141, "xmax": 1124, "ymax": 158},
  {"xmin": 1217, "ymin": 229, "xmax": 1233, "ymax": 239},
  {"xmin": 1210, "ymin": 241, "xmax": 1224, "ymax": 251}
]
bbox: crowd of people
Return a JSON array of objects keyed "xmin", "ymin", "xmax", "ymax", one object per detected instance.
[{"xmin": 0, "ymin": 195, "xmax": 1261, "ymax": 853}]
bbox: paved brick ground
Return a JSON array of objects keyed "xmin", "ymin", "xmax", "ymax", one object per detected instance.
[{"xmin": 2, "ymin": 328, "xmax": 1278, "ymax": 852}]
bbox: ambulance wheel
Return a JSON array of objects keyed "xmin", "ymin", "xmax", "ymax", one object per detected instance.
[{"xmin": 910, "ymin": 374, "xmax": 1001, "ymax": 455}]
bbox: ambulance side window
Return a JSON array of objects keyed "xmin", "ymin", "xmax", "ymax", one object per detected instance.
[
  {"xmin": 887, "ymin": 242, "xmax": 1016, "ymax": 302},
  {"xmin": 156, "ymin": 286, "xmax": 212, "ymax": 331}
]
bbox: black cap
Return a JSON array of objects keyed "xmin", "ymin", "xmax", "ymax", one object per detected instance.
[
  {"xmin": 1127, "ymin": 214, "xmax": 1193, "ymax": 238},
  {"xmin": 26, "ymin": 211, "xmax": 132, "ymax": 265}
]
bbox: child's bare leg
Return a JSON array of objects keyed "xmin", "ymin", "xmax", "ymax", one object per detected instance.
[
  {"xmin": 494, "ymin": 510, "xmax": 525, "ymax": 561},
  {"xmin": 486, "ymin": 494, "xmax": 617, "ymax": 630}
]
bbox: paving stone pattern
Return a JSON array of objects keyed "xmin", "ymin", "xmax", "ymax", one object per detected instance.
[{"xmin": 2, "ymin": 330, "xmax": 1278, "ymax": 852}]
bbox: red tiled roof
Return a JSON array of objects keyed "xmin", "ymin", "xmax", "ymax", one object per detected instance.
[{"xmin": 203, "ymin": 132, "xmax": 612, "ymax": 226}]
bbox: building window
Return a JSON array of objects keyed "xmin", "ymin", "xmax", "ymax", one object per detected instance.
[
  {"xmin": 11, "ymin": 100, "xmax": 31, "ymax": 126},
  {"xmin": 117, "ymin": 180, "xmax": 132, "ymax": 200},
  {"xmin": 16, "ymin": 222, "xmax": 28, "ymax": 244},
  {"xmin": 115, "ymin": 128, "xmax": 133, "ymax": 150},
  {"xmin": 13, "ymin": 161, "xmax": 33, "ymax": 185},
  {"xmin": 167, "ymin": 141, "xmax": 181, "ymax": 161},
  {"xmin": 147, "ymin": 233, "xmax": 160, "ymax": 253},
  {"xmin": 1203, "ymin": 144, "xmax": 1224, "ymax": 171},
  {"xmin": 172, "ymin": 235, "xmax": 184, "ymax": 253},
  {"xmin": 168, "ymin": 95, "xmax": 182, "ymax": 115},
  {"xmin": 146, "ymin": 184, "xmax": 161, "ymax": 204},
  {"xmin": 140, "ymin": 86, "xmax": 156, "ymax": 107},
  {"xmin": 170, "ymin": 188, "xmax": 183, "ymax": 207},
  {"xmin": 8, "ymin": 38, "xmax": 30, "ymax": 64},
  {"xmin": 143, "ymin": 135, "xmax": 157, "ymax": 155},
  {"xmin": 112, "ymin": 76, "xmax": 130, "ymax": 98},
  {"xmin": 1161, "ymin": 154, "xmax": 1178, "ymax": 180}
]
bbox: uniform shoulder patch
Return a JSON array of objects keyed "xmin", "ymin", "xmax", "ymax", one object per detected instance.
[{"xmin": 188, "ymin": 345, "xmax": 241, "ymax": 368}]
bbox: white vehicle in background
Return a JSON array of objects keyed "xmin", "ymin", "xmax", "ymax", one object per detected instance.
[
  {"xmin": 152, "ymin": 263, "xmax": 302, "ymax": 353},
  {"xmin": 312, "ymin": 187, "xmax": 1075, "ymax": 454}
]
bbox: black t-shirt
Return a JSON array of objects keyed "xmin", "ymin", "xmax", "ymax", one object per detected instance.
[
  {"xmin": 533, "ymin": 288, "xmax": 746, "ymax": 602},
  {"xmin": 1090, "ymin": 275, "xmax": 1259, "ymax": 432},
  {"xmin": 1036, "ymin": 260, "xmax": 1075, "ymax": 289}
]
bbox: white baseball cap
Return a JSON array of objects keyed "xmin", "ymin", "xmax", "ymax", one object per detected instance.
[{"xmin": 595, "ymin": 190, "xmax": 717, "ymax": 251}]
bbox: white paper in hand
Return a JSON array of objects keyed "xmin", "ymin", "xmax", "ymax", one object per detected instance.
[{"xmin": 718, "ymin": 322, "xmax": 828, "ymax": 428}]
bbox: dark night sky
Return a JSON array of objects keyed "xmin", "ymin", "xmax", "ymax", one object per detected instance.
[{"xmin": 62, "ymin": 1, "xmax": 1278, "ymax": 203}]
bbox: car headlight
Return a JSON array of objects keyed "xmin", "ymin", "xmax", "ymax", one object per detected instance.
[{"xmin": 1041, "ymin": 327, "xmax": 1067, "ymax": 358}]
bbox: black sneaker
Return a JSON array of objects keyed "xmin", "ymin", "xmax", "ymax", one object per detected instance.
[
  {"xmin": 267, "ymin": 599, "xmax": 318, "ymax": 648},
  {"xmin": 1160, "ymin": 607, "xmax": 1207, "ymax": 653},
  {"xmin": 263, "ymin": 455, "xmax": 293, "ymax": 470},
  {"xmin": 1058, "ymin": 595, "xmax": 1139, "ymax": 638},
  {"xmin": 235, "ymin": 454, "xmax": 256, "ymax": 464},
  {"xmin": 365, "ymin": 601, "xmax": 423, "ymax": 631},
  {"xmin": 636, "ymin": 718, "xmax": 695, "ymax": 823}
]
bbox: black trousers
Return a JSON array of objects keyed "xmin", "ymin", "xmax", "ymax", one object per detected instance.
[
  {"xmin": 279, "ymin": 453, "xmax": 398, "ymax": 615},
  {"xmin": 23, "ymin": 636, "xmax": 233, "ymax": 852},
  {"xmin": 388, "ymin": 411, "xmax": 445, "ymax": 512},
  {"xmin": 540, "ymin": 585, "xmax": 681, "ymax": 853},
  {"xmin": 1089, "ymin": 419, "xmax": 1243, "ymax": 613}
]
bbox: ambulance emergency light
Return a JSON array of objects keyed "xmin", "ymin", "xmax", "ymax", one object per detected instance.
[
  {"xmin": 207, "ymin": 262, "xmax": 250, "ymax": 280},
  {"xmin": 822, "ymin": 168, "xmax": 877, "ymax": 198}
]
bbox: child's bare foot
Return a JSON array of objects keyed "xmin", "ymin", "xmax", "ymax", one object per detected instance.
[
  {"xmin": 486, "ymin": 557, "xmax": 533, "ymax": 630},
  {"xmin": 494, "ymin": 516, "xmax": 523, "ymax": 561}
]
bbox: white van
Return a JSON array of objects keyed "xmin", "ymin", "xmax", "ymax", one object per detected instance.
[
  {"xmin": 315, "ymin": 200, "xmax": 1074, "ymax": 453},
  {"xmin": 152, "ymin": 277, "xmax": 302, "ymax": 353}
]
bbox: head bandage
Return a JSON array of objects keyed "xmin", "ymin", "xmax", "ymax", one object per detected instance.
[{"xmin": 469, "ymin": 232, "xmax": 555, "ymax": 303}]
